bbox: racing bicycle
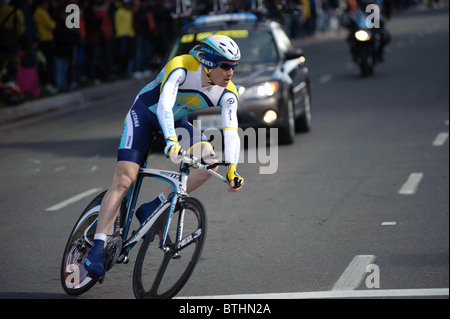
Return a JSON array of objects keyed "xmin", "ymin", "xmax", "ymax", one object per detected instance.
[{"xmin": 60, "ymin": 152, "xmax": 228, "ymax": 299}]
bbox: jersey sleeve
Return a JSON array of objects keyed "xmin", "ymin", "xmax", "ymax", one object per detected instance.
[
  {"xmin": 220, "ymin": 91, "xmax": 240, "ymax": 165},
  {"xmin": 156, "ymin": 66, "xmax": 186, "ymax": 139}
]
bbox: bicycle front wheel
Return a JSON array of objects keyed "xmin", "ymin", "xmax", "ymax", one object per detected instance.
[{"xmin": 133, "ymin": 197, "xmax": 207, "ymax": 299}]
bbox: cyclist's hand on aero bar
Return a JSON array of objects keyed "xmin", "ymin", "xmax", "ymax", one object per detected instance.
[
  {"xmin": 165, "ymin": 137, "xmax": 183, "ymax": 164},
  {"xmin": 227, "ymin": 164, "xmax": 244, "ymax": 192}
]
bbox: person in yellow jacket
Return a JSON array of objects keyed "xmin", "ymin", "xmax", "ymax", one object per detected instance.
[
  {"xmin": 0, "ymin": 0, "xmax": 25, "ymax": 104},
  {"xmin": 33, "ymin": 0, "xmax": 57, "ymax": 93},
  {"xmin": 114, "ymin": 0, "xmax": 135, "ymax": 78},
  {"xmin": 0, "ymin": 0, "xmax": 25, "ymax": 52}
]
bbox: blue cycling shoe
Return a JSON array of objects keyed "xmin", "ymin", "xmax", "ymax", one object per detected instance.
[
  {"xmin": 136, "ymin": 197, "xmax": 162, "ymax": 225},
  {"xmin": 84, "ymin": 239, "xmax": 105, "ymax": 277}
]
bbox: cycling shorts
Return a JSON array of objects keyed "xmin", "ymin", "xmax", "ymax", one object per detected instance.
[{"xmin": 117, "ymin": 97, "xmax": 210, "ymax": 165}]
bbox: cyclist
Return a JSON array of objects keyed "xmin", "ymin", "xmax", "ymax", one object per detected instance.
[{"xmin": 84, "ymin": 35, "xmax": 245, "ymax": 277}]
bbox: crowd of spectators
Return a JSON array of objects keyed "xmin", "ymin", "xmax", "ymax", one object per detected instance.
[
  {"xmin": 0, "ymin": 0, "xmax": 437, "ymax": 105},
  {"xmin": 0, "ymin": 0, "xmax": 176, "ymax": 105}
]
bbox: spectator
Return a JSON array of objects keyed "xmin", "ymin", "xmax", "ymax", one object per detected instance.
[
  {"xmin": 114, "ymin": 0, "xmax": 135, "ymax": 78},
  {"xmin": 94, "ymin": 0, "xmax": 115, "ymax": 79},
  {"xmin": 133, "ymin": 0, "xmax": 154, "ymax": 78},
  {"xmin": 33, "ymin": 0, "xmax": 57, "ymax": 94},
  {"xmin": 53, "ymin": 6, "xmax": 79, "ymax": 90},
  {"xmin": 84, "ymin": 0, "xmax": 102, "ymax": 84},
  {"xmin": 0, "ymin": 0, "xmax": 25, "ymax": 56},
  {"xmin": 0, "ymin": 0, "xmax": 26, "ymax": 104},
  {"xmin": 16, "ymin": 0, "xmax": 40, "ymax": 97},
  {"xmin": 152, "ymin": 1, "xmax": 175, "ymax": 63},
  {"xmin": 71, "ymin": 1, "xmax": 86, "ymax": 88}
]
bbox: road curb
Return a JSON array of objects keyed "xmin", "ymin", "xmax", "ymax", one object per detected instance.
[{"xmin": 0, "ymin": 77, "xmax": 148, "ymax": 126}]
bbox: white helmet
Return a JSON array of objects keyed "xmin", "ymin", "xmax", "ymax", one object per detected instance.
[{"xmin": 189, "ymin": 35, "xmax": 241, "ymax": 69}]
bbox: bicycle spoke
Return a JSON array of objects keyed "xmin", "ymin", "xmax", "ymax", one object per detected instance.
[{"xmin": 150, "ymin": 252, "xmax": 173, "ymax": 295}]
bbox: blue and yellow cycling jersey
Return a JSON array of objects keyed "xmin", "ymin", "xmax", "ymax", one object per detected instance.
[
  {"xmin": 119, "ymin": 54, "xmax": 240, "ymax": 165},
  {"xmin": 137, "ymin": 54, "xmax": 239, "ymax": 135}
]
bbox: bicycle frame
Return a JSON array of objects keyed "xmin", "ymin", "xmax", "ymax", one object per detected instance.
[
  {"xmin": 115, "ymin": 156, "xmax": 227, "ymax": 263},
  {"xmin": 61, "ymin": 154, "xmax": 229, "ymax": 297}
]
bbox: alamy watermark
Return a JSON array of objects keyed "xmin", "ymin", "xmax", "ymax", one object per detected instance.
[
  {"xmin": 365, "ymin": 4, "xmax": 380, "ymax": 29},
  {"xmin": 65, "ymin": 4, "xmax": 80, "ymax": 29},
  {"xmin": 365, "ymin": 264, "xmax": 380, "ymax": 289},
  {"xmin": 181, "ymin": 121, "xmax": 279, "ymax": 175}
]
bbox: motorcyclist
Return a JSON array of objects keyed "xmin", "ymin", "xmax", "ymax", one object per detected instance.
[{"xmin": 344, "ymin": 0, "xmax": 390, "ymax": 62}]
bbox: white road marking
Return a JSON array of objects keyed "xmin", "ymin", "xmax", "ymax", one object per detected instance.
[
  {"xmin": 432, "ymin": 132, "xmax": 449, "ymax": 146},
  {"xmin": 46, "ymin": 188, "xmax": 102, "ymax": 211},
  {"xmin": 381, "ymin": 221, "xmax": 397, "ymax": 226},
  {"xmin": 398, "ymin": 173, "xmax": 424, "ymax": 195},
  {"xmin": 177, "ymin": 288, "xmax": 449, "ymax": 299},
  {"xmin": 318, "ymin": 74, "xmax": 333, "ymax": 84},
  {"xmin": 332, "ymin": 255, "xmax": 376, "ymax": 291}
]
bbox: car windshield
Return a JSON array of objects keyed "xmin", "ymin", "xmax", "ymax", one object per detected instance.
[{"xmin": 167, "ymin": 30, "xmax": 279, "ymax": 64}]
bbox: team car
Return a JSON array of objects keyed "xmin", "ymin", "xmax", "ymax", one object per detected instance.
[{"xmin": 165, "ymin": 13, "xmax": 312, "ymax": 144}]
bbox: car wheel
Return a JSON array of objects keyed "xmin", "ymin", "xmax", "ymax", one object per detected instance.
[
  {"xmin": 296, "ymin": 85, "xmax": 312, "ymax": 132},
  {"xmin": 280, "ymin": 97, "xmax": 295, "ymax": 145}
]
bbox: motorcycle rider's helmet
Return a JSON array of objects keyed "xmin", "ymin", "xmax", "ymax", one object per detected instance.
[{"xmin": 189, "ymin": 35, "xmax": 241, "ymax": 70}]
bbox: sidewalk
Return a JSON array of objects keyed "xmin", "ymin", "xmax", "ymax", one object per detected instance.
[{"xmin": 0, "ymin": 77, "xmax": 148, "ymax": 127}]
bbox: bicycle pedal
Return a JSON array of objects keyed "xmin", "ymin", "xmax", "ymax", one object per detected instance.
[
  {"xmin": 87, "ymin": 273, "xmax": 105, "ymax": 284},
  {"xmin": 122, "ymin": 252, "xmax": 131, "ymax": 264}
]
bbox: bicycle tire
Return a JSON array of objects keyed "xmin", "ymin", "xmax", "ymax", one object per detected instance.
[
  {"xmin": 132, "ymin": 197, "xmax": 207, "ymax": 299},
  {"xmin": 60, "ymin": 191, "xmax": 126, "ymax": 296}
]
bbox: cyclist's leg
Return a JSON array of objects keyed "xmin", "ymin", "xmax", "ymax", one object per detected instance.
[
  {"xmin": 186, "ymin": 142, "xmax": 218, "ymax": 192},
  {"xmin": 85, "ymin": 99, "xmax": 153, "ymax": 276},
  {"xmin": 96, "ymin": 161, "xmax": 140, "ymax": 235},
  {"xmin": 85, "ymin": 161, "xmax": 139, "ymax": 276},
  {"xmin": 157, "ymin": 141, "xmax": 216, "ymax": 201},
  {"xmin": 171, "ymin": 117, "xmax": 218, "ymax": 194}
]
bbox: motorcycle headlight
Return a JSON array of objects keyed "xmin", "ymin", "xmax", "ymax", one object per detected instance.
[
  {"xmin": 243, "ymin": 81, "xmax": 280, "ymax": 99},
  {"xmin": 355, "ymin": 30, "xmax": 370, "ymax": 41}
]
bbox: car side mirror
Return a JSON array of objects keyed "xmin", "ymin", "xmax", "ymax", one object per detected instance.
[{"xmin": 285, "ymin": 49, "xmax": 304, "ymax": 61}]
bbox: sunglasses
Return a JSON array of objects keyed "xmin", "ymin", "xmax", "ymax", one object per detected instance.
[{"xmin": 216, "ymin": 62, "xmax": 239, "ymax": 71}]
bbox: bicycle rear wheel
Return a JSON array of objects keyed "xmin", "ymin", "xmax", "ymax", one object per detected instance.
[
  {"xmin": 60, "ymin": 191, "xmax": 126, "ymax": 295},
  {"xmin": 133, "ymin": 197, "xmax": 207, "ymax": 299}
]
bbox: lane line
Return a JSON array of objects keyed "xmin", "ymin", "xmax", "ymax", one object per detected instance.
[
  {"xmin": 318, "ymin": 74, "xmax": 333, "ymax": 84},
  {"xmin": 398, "ymin": 173, "xmax": 424, "ymax": 195},
  {"xmin": 381, "ymin": 221, "xmax": 397, "ymax": 226},
  {"xmin": 177, "ymin": 288, "xmax": 449, "ymax": 299},
  {"xmin": 432, "ymin": 132, "xmax": 449, "ymax": 146},
  {"xmin": 46, "ymin": 188, "xmax": 102, "ymax": 211},
  {"xmin": 332, "ymin": 255, "xmax": 376, "ymax": 291}
]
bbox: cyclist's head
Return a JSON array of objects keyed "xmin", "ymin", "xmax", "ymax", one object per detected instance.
[{"xmin": 189, "ymin": 35, "xmax": 241, "ymax": 70}]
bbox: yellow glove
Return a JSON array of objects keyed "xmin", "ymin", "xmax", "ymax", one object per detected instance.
[
  {"xmin": 227, "ymin": 164, "xmax": 244, "ymax": 189},
  {"xmin": 164, "ymin": 137, "xmax": 182, "ymax": 163}
]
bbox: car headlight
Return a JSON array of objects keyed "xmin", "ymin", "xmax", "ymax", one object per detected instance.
[
  {"xmin": 355, "ymin": 30, "xmax": 370, "ymax": 41},
  {"xmin": 263, "ymin": 110, "xmax": 278, "ymax": 124},
  {"xmin": 243, "ymin": 81, "xmax": 279, "ymax": 99}
]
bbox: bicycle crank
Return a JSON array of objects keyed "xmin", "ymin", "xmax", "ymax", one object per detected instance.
[{"xmin": 104, "ymin": 236, "xmax": 123, "ymax": 272}]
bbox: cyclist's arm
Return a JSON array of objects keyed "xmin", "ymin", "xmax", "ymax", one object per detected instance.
[
  {"xmin": 156, "ymin": 68, "xmax": 186, "ymax": 140},
  {"xmin": 221, "ymin": 91, "xmax": 240, "ymax": 166}
]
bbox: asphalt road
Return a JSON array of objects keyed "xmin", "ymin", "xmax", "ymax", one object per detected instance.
[{"xmin": 0, "ymin": 6, "xmax": 448, "ymax": 300}]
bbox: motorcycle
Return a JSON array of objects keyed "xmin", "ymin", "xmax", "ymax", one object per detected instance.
[{"xmin": 347, "ymin": 18, "xmax": 383, "ymax": 77}]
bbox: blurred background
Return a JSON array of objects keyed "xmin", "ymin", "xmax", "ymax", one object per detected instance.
[{"xmin": 0, "ymin": 0, "xmax": 443, "ymax": 106}]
